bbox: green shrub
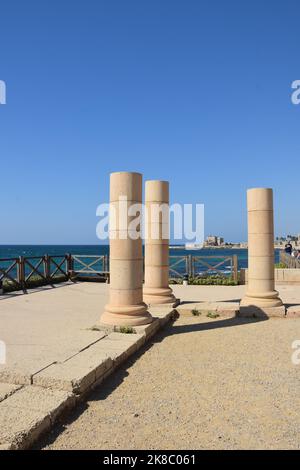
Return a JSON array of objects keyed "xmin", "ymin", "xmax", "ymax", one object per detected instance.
[
  {"xmin": 206, "ymin": 311, "xmax": 220, "ymax": 319},
  {"xmin": 275, "ymin": 262, "xmax": 287, "ymax": 269},
  {"xmin": 169, "ymin": 278, "xmax": 183, "ymax": 285},
  {"xmin": 188, "ymin": 275, "xmax": 238, "ymax": 286},
  {"xmin": 119, "ymin": 326, "xmax": 135, "ymax": 334},
  {"xmin": 191, "ymin": 308, "xmax": 201, "ymax": 316}
]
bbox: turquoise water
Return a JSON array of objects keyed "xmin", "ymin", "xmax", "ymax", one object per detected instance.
[{"xmin": 0, "ymin": 245, "xmax": 280, "ymax": 275}]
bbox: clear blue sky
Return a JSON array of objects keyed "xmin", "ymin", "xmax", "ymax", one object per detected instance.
[{"xmin": 1, "ymin": 0, "xmax": 299, "ymax": 244}]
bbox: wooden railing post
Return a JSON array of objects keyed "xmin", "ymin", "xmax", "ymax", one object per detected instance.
[
  {"xmin": 44, "ymin": 255, "xmax": 50, "ymax": 282},
  {"xmin": 279, "ymin": 251, "xmax": 284, "ymax": 264},
  {"xmin": 106, "ymin": 254, "xmax": 110, "ymax": 283},
  {"xmin": 185, "ymin": 256, "xmax": 188, "ymax": 278},
  {"xmin": 18, "ymin": 256, "xmax": 25, "ymax": 291},
  {"xmin": 67, "ymin": 254, "xmax": 74, "ymax": 280},
  {"xmin": 233, "ymin": 255, "xmax": 238, "ymax": 283},
  {"xmin": 188, "ymin": 255, "xmax": 193, "ymax": 278}
]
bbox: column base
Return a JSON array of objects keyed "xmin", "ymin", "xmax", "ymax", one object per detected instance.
[
  {"xmin": 143, "ymin": 287, "xmax": 178, "ymax": 307},
  {"xmin": 240, "ymin": 290, "xmax": 284, "ymax": 317},
  {"xmin": 240, "ymin": 291, "xmax": 283, "ymax": 309},
  {"xmin": 101, "ymin": 303, "xmax": 153, "ymax": 327}
]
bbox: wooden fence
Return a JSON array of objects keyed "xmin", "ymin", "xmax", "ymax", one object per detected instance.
[
  {"xmin": 280, "ymin": 251, "xmax": 300, "ymax": 269},
  {"xmin": 0, "ymin": 253, "xmax": 238, "ymax": 293},
  {"xmin": 0, "ymin": 254, "xmax": 109, "ymax": 293},
  {"xmin": 70, "ymin": 255, "xmax": 109, "ymax": 279},
  {"xmin": 0, "ymin": 254, "xmax": 72, "ymax": 292},
  {"xmin": 169, "ymin": 255, "xmax": 238, "ymax": 282}
]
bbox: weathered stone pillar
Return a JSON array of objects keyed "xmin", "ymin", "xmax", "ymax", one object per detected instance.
[
  {"xmin": 240, "ymin": 188, "xmax": 284, "ymax": 316},
  {"xmin": 101, "ymin": 172, "xmax": 152, "ymax": 326},
  {"xmin": 143, "ymin": 180, "xmax": 178, "ymax": 306}
]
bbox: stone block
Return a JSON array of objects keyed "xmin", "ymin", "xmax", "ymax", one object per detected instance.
[
  {"xmin": 0, "ymin": 383, "xmax": 22, "ymax": 403},
  {"xmin": 33, "ymin": 345, "xmax": 113, "ymax": 393},
  {"xmin": 0, "ymin": 401, "xmax": 51, "ymax": 449},
  {"xmin": 135, "ymin": 318, "xmax": 161, "ymax": 338},
  {"xmin": 0, "ymin": 367, "xmax": 32, "ymax": 386},
  {"xmin": 239, "ymin": 305, "xmax": 286, "ymax": 318},
  {"xmin": 87, "ymin": 338, "xmax": 137, "ymax": 366},
  {"xmin": 286, "ymin": 305, "xmax": 300, "ymax": 318},
  {"xmin": 3, "ymin": 385, "xmax": 75, "ymax": 423}
]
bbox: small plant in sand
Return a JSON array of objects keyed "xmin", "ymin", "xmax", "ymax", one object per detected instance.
[
  {"xmin": 119, "ymin": 326, "xmax": 135, "ymax": 334},
  {"xmin": 206, "ymin": 311, "xmax": 220, "ymax": 319},
  {"xmin": 275, "ymin": 262, "xmax": 287, "ymax": 269},
  {"xmin": 191, "ymin": 309, "xmax": 201, "ymax": 316}
]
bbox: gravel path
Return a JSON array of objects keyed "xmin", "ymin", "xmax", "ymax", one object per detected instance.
[{"xmin": 37, "ymin": 314, "xmax": 300, "ymax": 450}]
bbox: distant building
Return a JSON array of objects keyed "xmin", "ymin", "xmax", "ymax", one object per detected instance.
[
  {"xmin": 239, "ymin": 242, "xmax": 248, "ymax": 248},
  {"xmin": 204, "ymin": 235, "xmax": 224, "ymax": 247},
  {"xmin": 275, "ymin": 234, "xmax": 300, "ymax": 247},
  {"xmin": 217, "ymin": 237, "xmax": 224, "ymax": 246},
  {"xmin": 205, "ymin": 235, "xmax": 218, "ymax": 246}
]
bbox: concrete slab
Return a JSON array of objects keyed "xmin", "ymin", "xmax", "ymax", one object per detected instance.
[
  {"xmin": 0, "ymin": 282, "xmax": 108, "ymax": 385},
  {"xmin": 0, "ymin": 383, "xmax": 22, "ymax": 403},
  {"xmin": 0, "ymin": 403, "xmax": 50, "ymax": 449},
  {"xmin": 3, "ymin": 385, "xmax": 75, "ymax": 421},
  {"xmin": 171, "ymin": 283, "xmax": 300, "ymax": 305},
  {"xmin": 133, "ymin": 320, "xmax": 160, "ymax": 337},
  {"xmin": 104, "ymin": 331, "xmax": 144, "ymax": 343},
  {"xmin": 171, "ymin": 284, "xmax": 247, "ymax": 303},
  {"xmin": 147, "ymin": 298, "xmax": 180, "ymax": 309},
  {"xmin": 85, "ymin": 336, "xmax": 139, "ymax": 367},
  {"xmin": 239, "ymin": 305, "xmax": 286, "ymax": 318},
  {"xmin": 286, "ymin": 305, "xmax": 300, "ymax": 318},
  {"xmin": 33, "ymin": 346, "xmax": 113, "ymax": 393},
  {"xmin": 0, "ymin": 330, "xmax": 106, "ymax": 386},
  {"xmin": 177, "ymin": 302, "xmax": 239, "ymax": 317},
  {"xmin": 0, "ymin": 385, "xmax": 74, "ymax": 449},
  {"xmin": 145, "ymin": 306, "xmax": 177, "ymax": 327}
]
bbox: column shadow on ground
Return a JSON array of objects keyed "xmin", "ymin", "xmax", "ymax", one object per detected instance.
[
  {"xmin": 166, "ymin": 312, "xmax": 268, "ymax": 336},
  {"xmin": 0, "ymin": 282, "xmax": 76, "ymax": 301}
]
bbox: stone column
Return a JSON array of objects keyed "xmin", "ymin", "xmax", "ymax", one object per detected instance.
[
  {"xmin": 101, "ymin": 172, "xmax": 152, "ymax": 326},
  {"xmin": 143, "ymin": 180, "xmax": 178, "ymax": 306},
  {"xmin": 240, "ymin": 188, "xmax": 284, "ymax": 316}
]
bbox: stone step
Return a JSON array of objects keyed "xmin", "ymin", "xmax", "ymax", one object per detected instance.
[
  {"xmin": 177, "ymin": 302, "xmax": 240, "ymax": 317},
  {"xmin": 0, "ymin": 385, "xmax": 74, "ymax": 449}
]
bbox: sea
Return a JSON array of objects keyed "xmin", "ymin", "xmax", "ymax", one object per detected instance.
[{"xmin": 0, "ymin": 245, "xmax": 281, "ymax": 277}]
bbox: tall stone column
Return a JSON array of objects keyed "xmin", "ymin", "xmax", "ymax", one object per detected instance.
[
  {"xmin": 101, "ymin": 172, "xmax": 152, "ymax": 326},
  {"xmin": 143, "ymin": 180, "xmax": 178, "ymax": 306},
  {"xmin": 240, "ymin": 188, "xmax": 284, "ymax": 317}
]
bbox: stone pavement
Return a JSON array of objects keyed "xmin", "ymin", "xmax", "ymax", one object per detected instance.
[{"xmin": 1, "ymin": 282, "xmax": 300, "ymax": 449}]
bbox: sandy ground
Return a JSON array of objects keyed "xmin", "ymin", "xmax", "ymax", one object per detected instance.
[{"xmin": 37, "ymin": 304, "xmax": 300, "ymax": 450}]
